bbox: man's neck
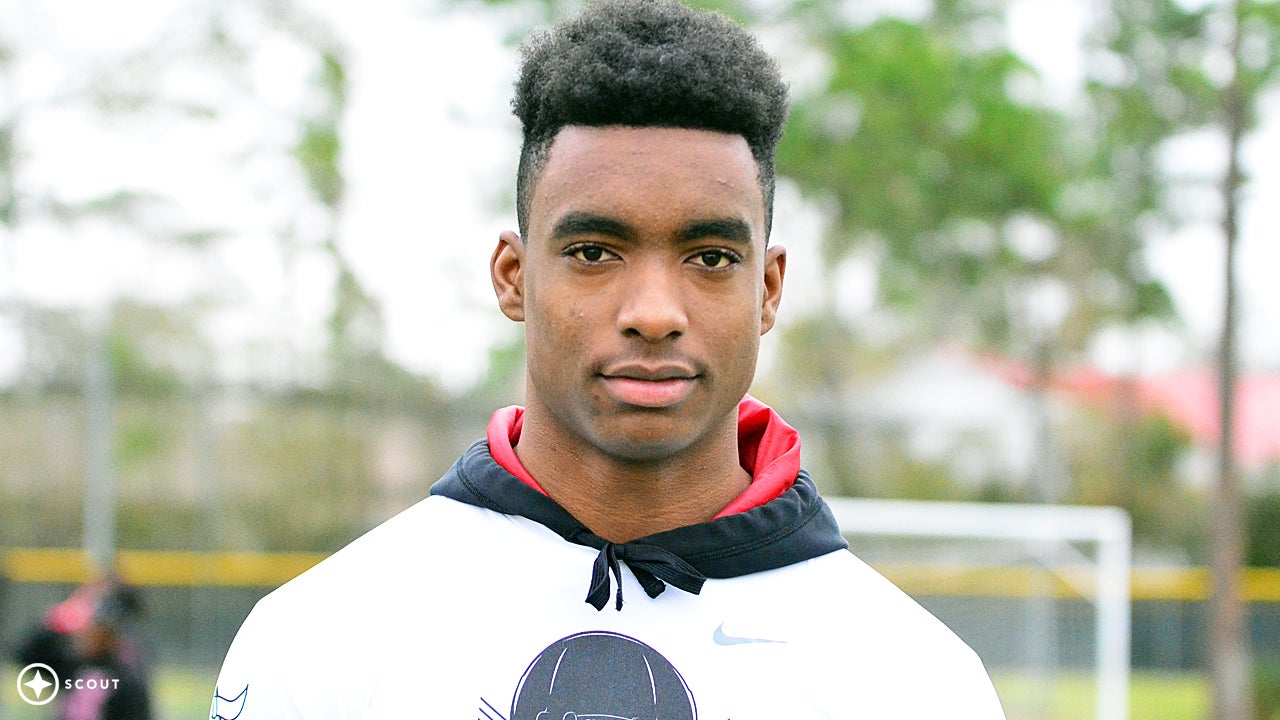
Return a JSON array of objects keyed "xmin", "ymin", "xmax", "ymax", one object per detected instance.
[{"xmin": 513, "ymin": 409, "xmax": 750, "ymax": 543}]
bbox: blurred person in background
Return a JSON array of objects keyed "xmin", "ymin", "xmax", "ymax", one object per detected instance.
[{"xmin": 16, "ymin": 576, "xmax": 153, "ymax": 720}]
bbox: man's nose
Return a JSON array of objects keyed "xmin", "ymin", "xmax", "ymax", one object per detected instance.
[{"xmin": 616, "ymin": 261, "xmax": 688, "ymax": 342}]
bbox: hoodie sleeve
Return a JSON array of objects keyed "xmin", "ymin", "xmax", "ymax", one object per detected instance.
[
  {"xmin": 211, "ymin": 589, "xmax": 370, "ymax": 720},
  {"xmin": 211, "ymin": 598, "xmax": 305, "ymax": 720}
]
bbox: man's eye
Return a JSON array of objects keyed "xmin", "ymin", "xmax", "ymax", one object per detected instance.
[
  {"xmin": 568, "ymin": 245, "xmax": 611, "ymax": 263},
  {"xmin": 691, "ymin": 250, "xmax": 738, "ymax": 268}
]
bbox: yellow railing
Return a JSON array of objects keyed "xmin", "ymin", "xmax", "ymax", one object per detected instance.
[
  {"xmin": 875, "ymin": 562, "xmax": 1280, "ymax": 602},
  {"xmin": 4, "ymin": 547, "xmax": 1280, "ymax": 601},
  {"xmin": 1, "ymin": 547, "xmax": 326, "ymax": 587}
]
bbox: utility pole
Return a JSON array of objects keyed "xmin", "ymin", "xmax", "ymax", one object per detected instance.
[{"xmin": 83, "ymin": 323, "xmax": 116, "ymax": 572}]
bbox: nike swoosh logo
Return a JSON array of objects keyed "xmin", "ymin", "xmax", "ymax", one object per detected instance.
[{"xmin": 713, "ymin": 623, "xmax": 786, "ymax": 646}]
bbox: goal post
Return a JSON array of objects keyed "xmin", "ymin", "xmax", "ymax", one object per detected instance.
[{"xmin": 827, "ymin": 498, "xmax": 1132, "ymax": 720}]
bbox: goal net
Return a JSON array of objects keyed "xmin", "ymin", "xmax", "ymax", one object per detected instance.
[{"xmin": 827, "ymin": 498, "xmax": 1131, "ymax": 720}]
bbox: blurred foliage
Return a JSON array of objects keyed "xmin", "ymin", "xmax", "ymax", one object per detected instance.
[
  {"xmin": 107, "ymin": 301, "xmax": 209, "ymax": 399},
  {"xmin": 0, "ymin": 384, "xmax": 475, "ymax": 551},
  {"xmin": 223, "ymin": 403, "xmax": 377, "ymax": 551},
  {"xmin": 0, "ymin": 494, "xmax": 80, "ymax": 548},
  {"xmin": 779, "ymin": 17, "xmax": 1062, "ymax": 324},
  {"xmin": 461, "ymin": 335, "xmax": 527, "ymax": 411},
  {"xmin": 0, "ymin": 0, "xmax": 455, "ymax": 554},
  {"xmin": 855, "ymin": 438, "xmax": 969, "ymax": 502},
  {"xmin": 1, "ymin": 0, "xmax": 1278, "ymax": 561},
  {"xmin": 1247, "ymin": 492, "xmax": 1280, "ymax": 568},
  {"xmin": 117, "ymin": 501, "xmax": 205, "ymax": 551},
  {"xmin": 1256, "ymin": 660, "xmax": 1280, "ymax": 720},
  {"xmin": 285, "ymin": 27, "xmax": 390, "ymax": 379},
  {"xmin": 1069, "ymin": 408, "xmax": 1205, "ymax": 559},
  {"xmin": 295, "ymin": 52, "xmax": 348, "ymax": 208}
]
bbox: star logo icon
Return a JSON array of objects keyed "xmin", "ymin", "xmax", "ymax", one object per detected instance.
[{"xmin": 17, "ymin": 663, "xmax": 60, "ymax": 706}]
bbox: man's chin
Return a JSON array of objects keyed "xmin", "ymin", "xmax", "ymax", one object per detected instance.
[{"xmin": 588, "ymin": 419, "xmax": 701, "ymax": 464}]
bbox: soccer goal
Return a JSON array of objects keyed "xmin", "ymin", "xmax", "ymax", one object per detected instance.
[{"xmin": 826, "ymin": 498, "xmax": 1132, "ymax": 720}]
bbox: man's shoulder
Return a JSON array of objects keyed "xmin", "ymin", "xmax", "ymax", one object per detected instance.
[
  {"xmin": 739, "ymin": 551, "xmax": 1003, "ymax": 715},
  {"xmin": 251, "ymin": 495, "xmax": 511, "ymax": 623},
  {"xmin": 216, "ymin": 495, "xmax": 532, "ymax": 681},
  {"xmin": 768, "ymin": 550, "xmax": 980, "ymax": 653}
]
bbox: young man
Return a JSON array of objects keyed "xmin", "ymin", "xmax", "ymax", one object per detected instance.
[{"xmin": 213, "ymin": 1, "xmax": 1006, "ymax": 717}]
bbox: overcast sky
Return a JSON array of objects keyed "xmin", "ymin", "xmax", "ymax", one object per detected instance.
[{"xmin": 2, "ymin": 0, "xmax": 1276, "ymax": 390}]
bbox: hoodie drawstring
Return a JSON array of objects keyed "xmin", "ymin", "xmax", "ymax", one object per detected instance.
[{"xmin": 585, "ymin": 541, "xmax": 707, "ymax": 611}]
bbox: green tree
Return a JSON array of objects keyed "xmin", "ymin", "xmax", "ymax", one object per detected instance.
[
  {"xmin": 0, "ymin": 0, "xmax": 457, "ymax": 557},
  {"xmin": 1082, "ymin": 2, "xmax": 1280, "ymax": 717}
]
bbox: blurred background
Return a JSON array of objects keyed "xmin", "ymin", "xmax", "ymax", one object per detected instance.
[{"xmin": 0, "ymin": 0, "xmax": 1278, "ymax": 718}]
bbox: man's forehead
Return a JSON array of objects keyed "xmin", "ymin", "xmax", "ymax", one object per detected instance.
[
  {"xmin": 536, "ymin": 126, "xmax": 763, "ymax": 206},
  {"xmin": 546, "ymin": 124, "xmax": 756, "ymax": 165},
  {"xmin": 527, "ymin": 126, "xmax": 767, "ymax": 244}
]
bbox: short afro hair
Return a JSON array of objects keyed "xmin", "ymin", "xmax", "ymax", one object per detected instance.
[{"xmin": 512, "ymin": 0, "xmax": 789, "ymax": 239}]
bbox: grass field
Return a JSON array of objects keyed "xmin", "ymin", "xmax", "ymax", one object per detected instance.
[
  {"xmin": 4, "ymin": 664, "xmax": 1209, "ymax": 720},
  {"xmin": 993, "ymin": 671, "xmax": 1208, "ymax": 720}
]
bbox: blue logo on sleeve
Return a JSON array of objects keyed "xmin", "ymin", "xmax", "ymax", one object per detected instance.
[{"xmin": 210, "ymin": 685, "xmax": 248, "ymax": 720}]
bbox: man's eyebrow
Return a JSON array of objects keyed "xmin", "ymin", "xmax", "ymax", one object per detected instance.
[
  {"xmin": 550, "ymin": 212, "xmax": 635, "ymax": 242},
  {"xmin": 678, "ymin": 218, "xmax": 753, "ymax": 246}
]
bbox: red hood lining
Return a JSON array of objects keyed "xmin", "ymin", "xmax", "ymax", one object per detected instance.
[{"xmin": 485, "ymin": 396, "xmax": 801, "ymax": 519}]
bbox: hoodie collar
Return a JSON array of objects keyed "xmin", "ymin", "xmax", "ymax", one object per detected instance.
[
  {"xmin": 430, "ymin": 398, "xmax": 847, "ymax": 611},
  {"xmin": 485, "ymin": 395, "xmax": 802, "ymax": 517}
]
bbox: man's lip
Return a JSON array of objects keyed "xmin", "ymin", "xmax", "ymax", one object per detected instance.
[
  {"xmin": 599, "ymin": 362, "xmax": 699, "ymax": 381},
  {"xmin": 599, "ymin": 376, "xmax": 697, "ymax": 408}
]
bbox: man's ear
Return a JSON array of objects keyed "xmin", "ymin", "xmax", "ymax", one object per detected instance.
[
  {"xmin": 491, "ymin": 230, "xmax": 526, "ymax": 322},
  {"xmin": 760, "ymin": 244, "xmax": 786, "ymax": 335}
]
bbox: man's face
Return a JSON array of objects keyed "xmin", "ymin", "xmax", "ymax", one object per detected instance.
[{"xmin": 492, "ymin": 125, "xmax": 785, "ymax": 462}]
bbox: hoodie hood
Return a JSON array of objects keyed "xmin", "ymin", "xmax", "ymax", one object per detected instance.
[{"xmin": 429, "ymin": 399, "xmax": 847, "ymax": 611}]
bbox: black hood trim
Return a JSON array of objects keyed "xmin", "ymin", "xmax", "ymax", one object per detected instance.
[{"xmin": 429, "ymin": 440, "xmax": 848, "ymax": 582}]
